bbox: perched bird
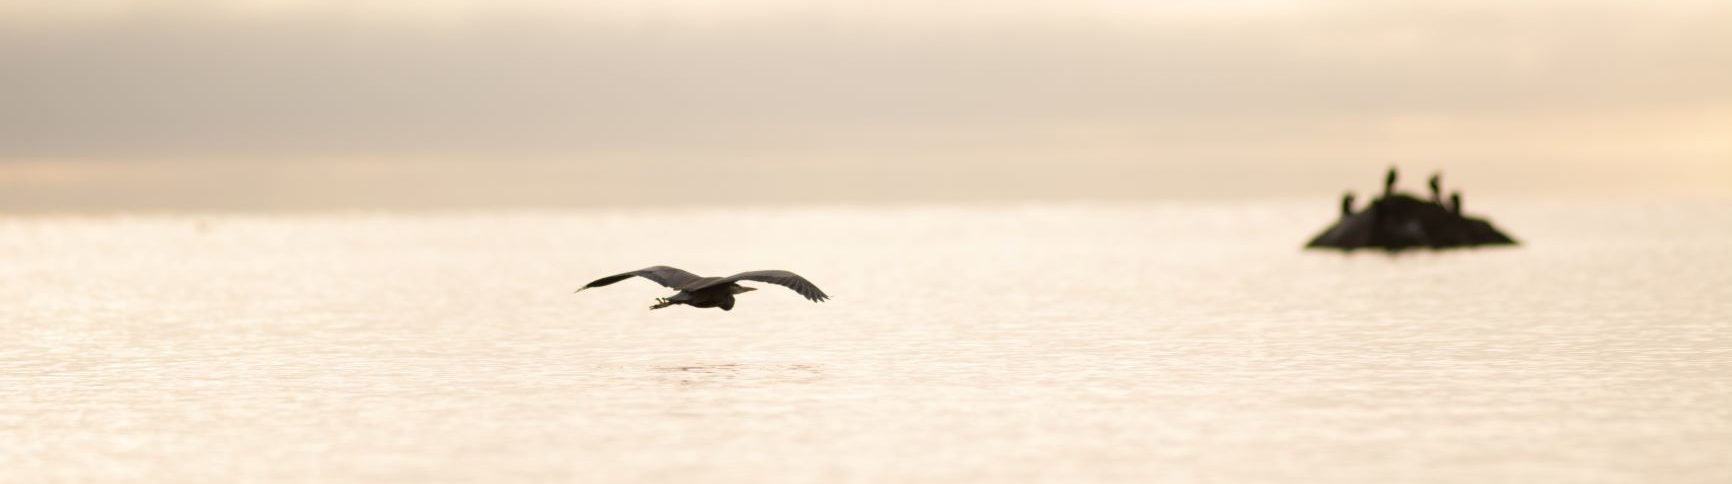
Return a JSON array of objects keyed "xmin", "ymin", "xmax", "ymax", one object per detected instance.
[
  {"xmin": 1384, "ymin": 166, "xmax": 1398, "ymax": 197},
  {"xmin": 575, "ymin": 265, "xmax": 829, "ymax": 311},
  {"xmin": 1428, "ymin": 173, "xmax": 1443, "ymax": 204}
]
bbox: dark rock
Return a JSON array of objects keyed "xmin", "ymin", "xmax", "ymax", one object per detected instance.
[{"xmin": 1306, "ymin": 193, "xmax": 1516, "ymax": 251}]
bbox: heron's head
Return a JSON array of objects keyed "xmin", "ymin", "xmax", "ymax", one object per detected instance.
[{"xmin": 730, "ymin": 285, "xmax": 758, "ymax": 294}]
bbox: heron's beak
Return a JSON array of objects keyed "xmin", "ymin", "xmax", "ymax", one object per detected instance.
[{"xmin": 574, "ymin": 287, "xmax": 587, "ymax": 293}]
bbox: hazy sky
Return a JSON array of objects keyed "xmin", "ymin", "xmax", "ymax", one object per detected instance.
[{"xmin": 2, "ymin": 0, "xmax": 1728, "ymax": 210}]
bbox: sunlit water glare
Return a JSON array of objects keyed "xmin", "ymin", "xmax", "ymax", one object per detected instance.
[{"xmin": 3, "ymin": 200, "xmax": 1729, "ymax": 483}]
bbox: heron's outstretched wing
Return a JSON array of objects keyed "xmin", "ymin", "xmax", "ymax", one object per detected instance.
[
  {"xmin": 577, "ymin": 266, "xmax": 705, "ymax": 292},
  {"xmin": 710, "ymin": 270, "xmax": 829, "ymax": 302}
]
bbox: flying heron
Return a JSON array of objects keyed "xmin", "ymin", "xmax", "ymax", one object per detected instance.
[{"xmin": 575, "ymin": 265, "xmax": 829, "ymax": 311}]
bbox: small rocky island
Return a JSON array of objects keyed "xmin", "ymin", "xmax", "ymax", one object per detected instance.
[{"xmin": 1306, "ymin": 168, "xmax": 1517, "ymax": 251}]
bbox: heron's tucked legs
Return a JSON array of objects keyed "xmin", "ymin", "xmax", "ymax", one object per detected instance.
[{"xmin": 649, "ymin": 298, "xmax": 675, "ymax": 310}]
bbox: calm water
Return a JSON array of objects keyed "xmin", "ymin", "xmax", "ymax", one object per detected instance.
[{"xmin": 3, "ymin": 200, "xmax": 1729, "ymax": 483}]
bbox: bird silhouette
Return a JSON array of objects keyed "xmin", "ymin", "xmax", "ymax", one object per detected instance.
[{"xmin": 576, "ymin": 266, "xmax": 829, "ymax": 311}]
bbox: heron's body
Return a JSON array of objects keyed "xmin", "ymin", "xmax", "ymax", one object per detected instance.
[
  {"xmin": 577, "ymin": 266, "xmax": 828, "ymax": 311},
  {"xmin": 654, "ymin": 283, "xmax": 756, "ymax": 311}
]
